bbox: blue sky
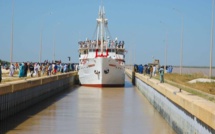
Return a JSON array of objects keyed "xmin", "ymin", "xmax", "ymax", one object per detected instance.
[{"xmin": 0, "ymin": 0, "xmax": 214, "ymax": 66}]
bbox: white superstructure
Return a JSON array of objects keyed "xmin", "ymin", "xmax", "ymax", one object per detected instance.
[{"xmin": 78, "ymin": 6, "xmax": 126, "ymax": 87}]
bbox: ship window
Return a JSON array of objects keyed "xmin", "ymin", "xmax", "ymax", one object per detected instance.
[
  {"xmin": 84, "ymin": 50, "xmax": 88, "ymax": 54},
  {"xmin": 117, "ymin": 50, "xmax": 123, "ymax": 55},
  {"xmin": 118, "ymin": 52, "xmax": 123, "ymax": 55}
]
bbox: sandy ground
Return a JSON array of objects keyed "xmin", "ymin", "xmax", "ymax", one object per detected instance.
[{"xmin": 173, "ymin": 67, "xmax": 215, "ymax": 83}]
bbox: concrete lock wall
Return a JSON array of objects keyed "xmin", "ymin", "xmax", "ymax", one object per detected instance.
[
  {"xmin": 0, "ymin": 72, "xmax": 78, "ymax": 121},
  {"xmin": 126, "ymin": 69, "xmax": 215, "ymax": 134}
]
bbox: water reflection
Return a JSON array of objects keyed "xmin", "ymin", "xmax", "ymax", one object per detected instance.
[
  {"xmin": 1, "ymin": 77, "xmax": 175, "ymax": 134},
  {"xmin": 0, "ymin": 88, "xmax": 77, "ymax": 134}
]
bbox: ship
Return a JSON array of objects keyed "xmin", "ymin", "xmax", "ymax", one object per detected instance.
[{"xmin": 78, "ymin": 6, "xmax": 126, "ymax": 87}]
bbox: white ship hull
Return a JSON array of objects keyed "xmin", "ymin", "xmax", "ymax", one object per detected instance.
[{"xmin": 78, "ymin": 57, "xmax": 125, "ymax": 87}]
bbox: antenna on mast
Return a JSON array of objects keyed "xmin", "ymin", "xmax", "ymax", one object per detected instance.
[{"xmin": 101, "ymin": 0, "xmax": 103, "ymax": 7}]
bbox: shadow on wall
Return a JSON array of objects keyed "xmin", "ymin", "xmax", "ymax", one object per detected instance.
[{"xmin": 0, "ymin": 87, "xmax": 77, "ymax": 134}]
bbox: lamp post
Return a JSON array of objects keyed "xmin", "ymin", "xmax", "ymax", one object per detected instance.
[
  {"xmin": 163, "ymin": 39, "xmax": 167, "ymax": 72},
  {"xmin": 173, "ymin": 8, "xmax": 184, "ymax": 75},
  {"xmin": 165, "ymin": 39, "xmax": 167, "ymax": 72},
  {"xmin": 39, "ymin": 12, "xmax": 52, "ymax": 64},
  {"xmin": 160, "ymin": 21, "xmax": 168, "ymax": 72},
  {"xmin": 10, "ymin": 0, "xmax": 14, "ymax": 65},
  {"xmin": 53, "ymin": 33, "xmax": 56, "ymax": 62},
  {"xmin": 40, "ymin": 24, "xmax": 43, "ymax": 64},
  {"xmin": 210, "ymin": 0, "xmax": 214, "ymax": 78},
  {"xmin": 53, "ymin": 23, "xmax": 60, "ymax": 62}
]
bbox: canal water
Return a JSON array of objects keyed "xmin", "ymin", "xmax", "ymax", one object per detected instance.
[{"xmin": 1, "ymin": 76, "xmax": 175, "ymax": 134}]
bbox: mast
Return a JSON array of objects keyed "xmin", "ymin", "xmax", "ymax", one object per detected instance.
[
  {"xmin": 100, "ymin": 7, "xmax": 104, "ymax": 55},
  {"xmin": 103, "ymin": 7, "xmax": 108, "ymax": 50},
  {"xmin": 97, "ymin": 6, "xmax": 101, "ymax": 50},
  {"xmin": 96, "ymin": 6, "xmax": 107, "ymax": 55},
  {"xmin": 95, "ymin": 5, "xmax": 110, "ymax": 57},
  {"xmin": 96, "ymin": 22, "xmax": 99, "ymax": 49}
]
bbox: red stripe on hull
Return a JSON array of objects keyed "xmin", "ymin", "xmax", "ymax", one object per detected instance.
[
  {"xmin": 80, "ymin": 84, "xmax": 124, "ymax": 87},
  {"xmin": 109, "ymin": 64, "xmax": 116, "ymax": 67}
]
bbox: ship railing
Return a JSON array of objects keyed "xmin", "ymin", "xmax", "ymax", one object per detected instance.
[
  {"xmin": 79, "ymin": 46, "xmax": 125, "ymax": 51},
  {"xmin": 78, "ymin": 40, "xmax": 125, "ymax": 49}
]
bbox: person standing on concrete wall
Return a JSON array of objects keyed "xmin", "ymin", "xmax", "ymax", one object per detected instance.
[
  {"xmin": 24, "ymin": 63, "xmax": 28, "ymax": 77},
  {"xmin": 0, "ymin": 62, "xmax": 2, "ymax": 83},
  {"xmin": 143, "ymin": 65, "xmax": 146, "ymax": 76},
  {"xmin": 54, "ymin": 63, "xmax": 57, "ymax": 74},
  {"xmin": 19, "ymin": 63, "xmax": 25, "ymax": 78},
  {"xmin": 153, "ymin": 65, "xmax": 156, "ymax": 76},
  {"xmin": 159, "ymin": 66, "xmax": 164, "ymax": 83},
  {"xmin": 48, "ymin": 64, "xmax": 52, "ymax": 76},
  {"xmin": 15, "ymin": 62, "xmax": 19, "ymax": 70},
  {"xmin": 29, "ymin": 63, "xmax": 34, "ymax": 77},
  {"xmin": 150, "ymin": 66, "xmax": 153, "ymax": 78},
  {"xmin": 9, "ymin": 64, "xmax": 15, "ymax": 77},
  {"xmin": 37, "ymin": 63, "xmax": 41, "ymax": 77}
]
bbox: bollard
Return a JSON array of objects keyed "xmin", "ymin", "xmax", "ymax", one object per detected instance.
[{"xmin": 132, "ymin": 71, "xmax": 135, "ymax": 86}]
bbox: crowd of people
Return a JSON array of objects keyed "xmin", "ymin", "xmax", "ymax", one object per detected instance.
[
  {"xmin": 133, "ymin": 64, "xmax": 172, "ymax": 83},
  {"xmin": 134, "ymin": 64, "xmax": 157, "ymax": 77},
  {"xmin": 2, "ymin": 61, "xmax": 79, "ymax": 79}
]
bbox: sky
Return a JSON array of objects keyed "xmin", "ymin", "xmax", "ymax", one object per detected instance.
[{"xmin": 0, "ymin": 0, "xmax": 214, "ymax": 66}]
